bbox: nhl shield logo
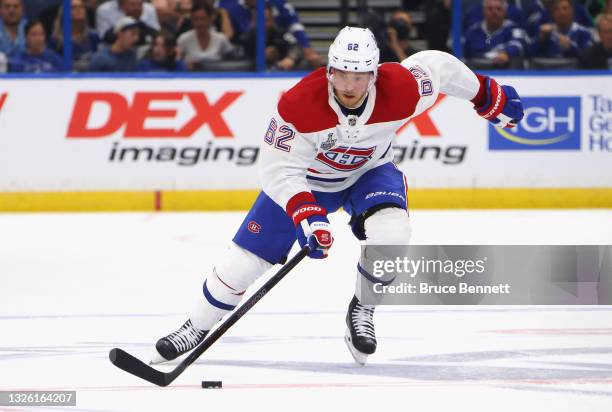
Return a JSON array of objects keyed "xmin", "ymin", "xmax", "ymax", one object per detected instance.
[
  {"xmin": 348, "ymin": 115, "xmax": 358, "ymax": 127},
  {"xmin": 320, "ymin": 133, "xmax": 337, "ymax": 151}
]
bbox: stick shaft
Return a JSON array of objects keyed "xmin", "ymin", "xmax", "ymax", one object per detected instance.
[{"xmin": 176, "ymin": 246, "xmax": 310, "ymax": 375}]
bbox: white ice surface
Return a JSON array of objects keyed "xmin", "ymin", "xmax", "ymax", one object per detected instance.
[{"xmin": 1, "ymin": 210, "xmax": 612, "ymax": 412}]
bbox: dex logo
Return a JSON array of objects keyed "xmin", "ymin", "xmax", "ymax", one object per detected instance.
[
  {"xmin": 0, "ymin": 93, "xmax": 7, "ymax": 113},
  {"xmin": 396, "ymin": 94, "xmax": 446, "ymax": 137},
  {"xmin": 489, "ymin": 97, "xmax": 581, "ymax": 150},
  {"xmin": 67, "ymin": 91, "xmax": 243, "ymax": 138}
]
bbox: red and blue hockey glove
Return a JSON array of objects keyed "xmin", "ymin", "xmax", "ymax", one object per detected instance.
[
  {"xmin": 472, "ymin": 75, "xmax": 524, "ymax": 128},
  {"xmin": 287, "ymin": 193, "xmax": 333, "ymax": 259}
]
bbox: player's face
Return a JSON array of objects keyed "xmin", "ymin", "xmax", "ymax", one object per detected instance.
[{"xmin": 330, "ymin": 68, "xmax": 372, "ymax": 108}]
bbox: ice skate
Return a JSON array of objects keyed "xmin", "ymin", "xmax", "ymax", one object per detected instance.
[
  {"xmin": 344, "ymin": 295, "xmax": 376, "ymax": 365},
  {"xmin": 150, "ymin": 319, "xmax": 208, "ymax": 364}
]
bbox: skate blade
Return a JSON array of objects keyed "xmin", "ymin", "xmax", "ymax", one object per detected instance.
[{"xmin": 344, "ymin": 328, "xmax": 368, "ymax": 366}]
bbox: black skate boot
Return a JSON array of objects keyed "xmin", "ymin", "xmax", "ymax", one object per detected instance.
[
  {"xmin": 344, "ymin": 295, "xmax": 376, "ymax": 365},
  {"xmin": 151, "ymin": 319, "xmax": 208, "ymax": 364}
]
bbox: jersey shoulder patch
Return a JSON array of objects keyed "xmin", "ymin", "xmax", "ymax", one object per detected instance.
[
  {"xmin": 367, "ymin": 62, "xmax": 419, "ymax": 125},
  {"xmin": 277, "ymin": 67, "xmax": 337, "ymax": 133}
]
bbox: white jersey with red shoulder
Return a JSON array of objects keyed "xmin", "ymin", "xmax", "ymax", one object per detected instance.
[{"xmin": 259, "ymin": 50, "xmax": 484, "ymax": 213}]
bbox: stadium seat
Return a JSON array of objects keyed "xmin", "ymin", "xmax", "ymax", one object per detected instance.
[
  {"xmin": 194, "ymin": 60, "xmax": 255, "ymax": 72},
  {"xmin": 529, "ymin": 58, "xmax": 579, "ymax": 70},
  {"xmin": 468, "ymin": 57, "xmax": 525, "ymax": 70}
]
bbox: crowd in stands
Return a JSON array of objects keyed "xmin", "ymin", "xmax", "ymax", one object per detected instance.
[
  {"xmin": 462, "ymin": 0, "xmax": 612, "ymax": 69},
  {"xmin": 0, "ymin": 0, "xmax": 323, "ymax": 73},
  {"xmin": 0, "ymin": 0, "xmax": 609, "ymax": 73}
]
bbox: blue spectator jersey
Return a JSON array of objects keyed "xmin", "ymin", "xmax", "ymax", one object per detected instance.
[
  {"xmin": 8, "ymin": 48, "xmax": 63, "ymax": 72},
  {"xmin": 219, "ymin": 0, "xmax": 310, "ymax": 48},
  {"xmin": 525, "ymin": 0, "xmax": 593, "ymax": 37},
  {"xmin": 0, "ymin": 19, "xmax": 26, "ymax": 55},
  {"xmin": 89, "ymin": 46, "xmax": 138, "ymax": 72},
  {"xmin": 464, "ymin": 20, "xmax": 529, "ymax": 58},
  {"xmin": 463, "ymin": 3, "xmax": 526, "ymax": 31},
  {"xmin": 50, "ymin": 30, "xmax": 100, "ymax": 61},
  {"xmin": 531, "ymin": 22, "xmax": 594, "ymax": 58}
]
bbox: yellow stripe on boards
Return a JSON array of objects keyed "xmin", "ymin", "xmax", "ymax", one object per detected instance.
[{"xmin": 0, "ymin": 188, "xmax": 611, "ymax": 212}]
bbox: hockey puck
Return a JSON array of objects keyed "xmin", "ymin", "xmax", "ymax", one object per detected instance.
[{"xmin": 201, "ymin": 381, "xmax": 222, "ymax": 389}]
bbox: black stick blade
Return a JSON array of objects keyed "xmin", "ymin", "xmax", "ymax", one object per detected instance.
[{"xmin": 109, "ymin": 348, "xmax": 170, "ymax": 387}]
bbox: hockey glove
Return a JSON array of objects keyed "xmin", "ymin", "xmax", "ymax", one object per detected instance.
[
  {"xmin": 473, "ymin": 75, "xmax": 524, "ymax": 128},
  {"xmin": 287, "ymin": 193, "xmax": 333, "ymax": 259}
]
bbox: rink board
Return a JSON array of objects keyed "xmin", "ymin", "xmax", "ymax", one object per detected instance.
[
  {"xmin": 0, "ymin": 74, "xmax": 610, "ymax": 210},
  {"xmin": 2, "ymin": 188, "xmax": 612, "ymax": 212}
]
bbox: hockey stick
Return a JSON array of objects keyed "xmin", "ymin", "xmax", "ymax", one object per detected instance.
[{"xmin": 109, "ymin": 245, "xmax": 310, "ymax": 387}]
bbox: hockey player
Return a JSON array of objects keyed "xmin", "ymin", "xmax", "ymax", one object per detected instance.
[{"xmin": 153, "ymin": 27, "xmax": 524, "ymax": 365}]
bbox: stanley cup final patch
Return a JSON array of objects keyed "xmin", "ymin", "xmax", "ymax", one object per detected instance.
[{"xmin": 320, "ymin": 133, "xmax": 337, "ymax": 151}]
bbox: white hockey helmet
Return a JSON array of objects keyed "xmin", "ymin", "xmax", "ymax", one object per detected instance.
[{"xmin": 327, "ymin": 26, "xmax": 380, "ymax": 79}]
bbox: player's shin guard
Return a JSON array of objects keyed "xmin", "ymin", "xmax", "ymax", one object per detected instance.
[
  {"xmin": 346, "ymin": 208, "xmax": 411, "ymax": 365},
  {"xmin": 153, "ymin": 243, "xmax": 271, "ymax": 363},
  {"xmin": 190, "ymin": 243, "xmax": 271, "ymax": 331}
]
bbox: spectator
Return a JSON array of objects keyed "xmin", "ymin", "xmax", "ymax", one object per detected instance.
[
  {"xmin": 153, "ymin": 0, "xmax": 234, "ymax": 39},
  {"xmin": 582, "ymin": 0, "xmax": 605, "ymax": 17},
  {"xmin": 50, "ymin": 0, "xmax": 100, "ymax": 70},
  {"xmin": 203, "ymin": 0, "xmax": 234, "ymax": 39},
  {"xmin": 464, "ymin": 0, "xmax": 526, "ymax": 30},
  {"xmin": 152, "ymin": 0, "xmax": 190, "ymax": 31},
  {"xmin": 525, "ymin": 0, "xmax": 593, "ymax": 36},
  {"xmin": 96, "ymin": 0, "xmax": 160, "ymax": 39},
  {"xmin": 89, "ymin": 16, "xmax": 139, "ymax": 71},
  {"xmin": 220, "ymin": 0, "xmax": 323, "ymax": 68},
  {"xmin": 532, "ymin": 0, "xmax": 594, "ymax": 57},
  {"xmin": 424, "ymin": 0, "xmax": 451, "ymax": 51},
  {"xmin": 579, "ymin": 12, "xmax": 612, "ymax": 68},
  {"xmin": 464, "ymin": 0, "xmax": 529, "ymax": 67},
  {"xmin": 0, "ymin": 0, "xmax": 26, "ymax": 55},
  {"xmin": 380, "ymin": 10, "xmax": 419, "ymax": 62},
  {"xmin": 39, "ymin": 0, "xmax": 97, "ymax": 39},
  {"xmin": 241, "ymin": 4, "xmax": 300, "ymax": 70},
  {"xmin": 21, "ymin": 0, "xmax": 62, "ymax": 21},
  {"xmin": 176, "ymin": 3, "xmax": 234, "ymax": 69},
  {"xmin": 138, "ymin": 31, "xmax": 187, "ymax": 71},
  {"xmin": 8, "ymin": 20, "xmax": 63, "ymax": 72}
]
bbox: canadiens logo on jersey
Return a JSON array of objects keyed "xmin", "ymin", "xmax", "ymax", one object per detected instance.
[
  {"xmin": 247, "ymin": 221, "xmax": 261, "ymax": 234},
  {"xmin": 316, "ymin": 146, "xmax": 375, "ymax": 171}
]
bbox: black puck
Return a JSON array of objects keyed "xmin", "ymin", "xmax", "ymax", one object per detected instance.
[{"xmin": 201, "ymin": 380, "xmax": 222, "ymax": 389}]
